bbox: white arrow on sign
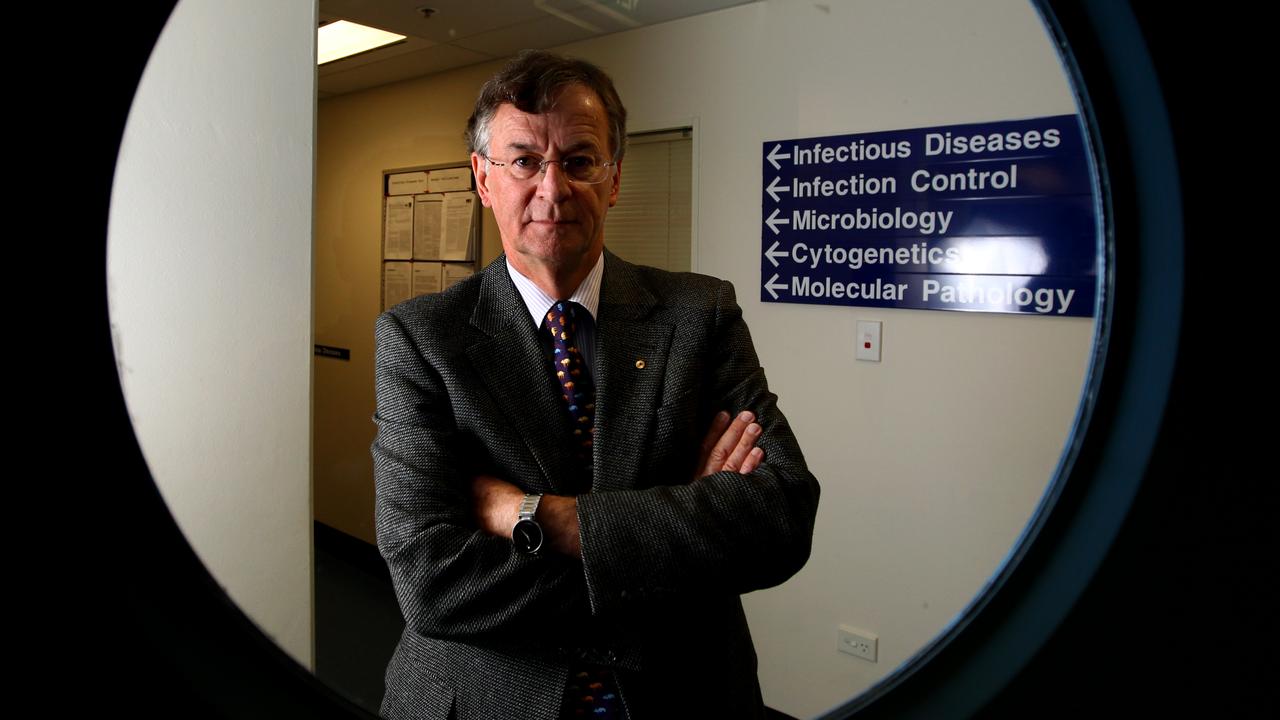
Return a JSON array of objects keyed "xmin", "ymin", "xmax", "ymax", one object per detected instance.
[
  {"xmin": 764, "ymin": 240, "xmax": 788, "ymax": 267},
  {"xmin": 767, "ymin": 143, "xmax": 792, "ymax": 171},
  {"xmin": 763, "ymin": 273, "xmax": 788, "ymax": 300},
  {"xmin": 765, "ymin": 176, "xmax": 790, "ymax": 203},
  {"xmin": 765, "ymin": 208, "xmax": 790, "ymax": 235}
]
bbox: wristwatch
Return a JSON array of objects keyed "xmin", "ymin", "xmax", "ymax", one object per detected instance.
[{"xmin": 512, "ymin": 493, "xmax": 544, "ymax": 555}]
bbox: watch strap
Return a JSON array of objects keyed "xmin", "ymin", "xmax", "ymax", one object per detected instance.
[{"xmin": 518, "ymin": 493, "xmax": 542, "ymax": 521}]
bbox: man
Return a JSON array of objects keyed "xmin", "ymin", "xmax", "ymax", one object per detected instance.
[{"xmin": 373, "ymin": 50, "xmax": 819, "ymax": 720}]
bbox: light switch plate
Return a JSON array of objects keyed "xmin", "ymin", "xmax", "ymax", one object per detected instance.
[{"xmin": 856, "ymin": 320, "xmax": 882, "ymax": 361}]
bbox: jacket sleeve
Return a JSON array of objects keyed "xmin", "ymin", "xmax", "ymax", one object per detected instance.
[
  {"xmin": 372, "ymin": 310, "xmax": 594, "ymax": 647},
  {"xmin": 574, "ymin": 280, "xmax": 821, "ymax": 617}
]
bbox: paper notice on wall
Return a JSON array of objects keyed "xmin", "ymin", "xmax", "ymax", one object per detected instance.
[
  {"xmin": 387, "ymin": 171, "xmax": 429, "ymax": 196},
  {"xmin": 428, "ymin": 167, "xmax": 472, "ymax": 192},
  {"xmin": 443, "ymin": 263, "xmax": 473, "ymax": 289},
  {"xmin": 442, "ymin": 191, "xmax": 477, "ymax": 260},
  {"xmin": 413, "ymin": 194, "xmax": 444, "ymax": 260},
  {"xmin": 383, "ymin": 262, "xmax": 413, "ymax": 309},
  {"xmin": 412, "ymin": 261, "xmax": 444, "ymax": 296},
  {"xmin": 384, "ymin": 196, "xmax": 414, "ymax": 260}
]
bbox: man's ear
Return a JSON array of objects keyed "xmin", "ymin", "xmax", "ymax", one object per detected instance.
[
  {"xmin": 471, "ymin": 152, "xmax": 492, "ymax": 207},
  {"xmin": 607, "ymin": 159, "xmax": 622, "ymax": 207}
]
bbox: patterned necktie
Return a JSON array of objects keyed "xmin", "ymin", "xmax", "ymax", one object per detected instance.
[
  {"xmin": 545, "ymin": 301, "xmax": 596, "ymax": 486},
  {"xmin": 546, "ymin": 302, "xmax": 621, "ymax": 719},
  {"xmin": 563, "ymin": 667, "xmax": 622, "ymax": 719}
]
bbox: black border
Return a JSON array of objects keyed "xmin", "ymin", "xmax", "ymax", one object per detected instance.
[{"xmin": 76, "ymin": 2, "xmax": 1250, "ymax": 717}]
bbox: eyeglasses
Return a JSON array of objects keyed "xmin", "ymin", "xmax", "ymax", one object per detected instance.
[{"xmin": 483, "ymin": 154, "xmax": 617, "ymax": 184}]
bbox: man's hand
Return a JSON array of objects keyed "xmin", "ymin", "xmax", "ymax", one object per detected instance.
[{"xmin": 695, "ymin": 410, "xmax": 764, "ymax": 479}]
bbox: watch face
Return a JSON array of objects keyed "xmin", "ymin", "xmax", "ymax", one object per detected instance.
[{"xmin": 513, "ymin": 519, "xmax": 544, "ymax": 554}]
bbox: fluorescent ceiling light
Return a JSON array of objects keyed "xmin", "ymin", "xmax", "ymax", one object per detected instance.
[{"xmin": 317, "ymin": 20, "xmax": 406, "ymax": 65}]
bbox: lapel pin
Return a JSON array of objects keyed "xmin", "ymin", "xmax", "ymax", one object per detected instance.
[{"xmin": 635, "ymin": 359, "xmax": 646, "ymax": 369}]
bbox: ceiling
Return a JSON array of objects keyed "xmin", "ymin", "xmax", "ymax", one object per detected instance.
[{"xmin": 318, "ymin": 0, "xmax": 755, "ymax": 99}]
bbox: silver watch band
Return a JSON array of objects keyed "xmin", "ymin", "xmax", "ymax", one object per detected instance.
[{"xmin": 518, "ymin": 493, "xmax": 542, "ymax": 521}]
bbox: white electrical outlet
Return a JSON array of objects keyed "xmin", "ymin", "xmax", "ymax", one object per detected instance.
[{"xmin": 838, "ymin": 625, "xmax": 878, "ymax": 662}]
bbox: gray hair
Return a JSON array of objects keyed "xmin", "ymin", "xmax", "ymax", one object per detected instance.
[{"xmin": 465, "ymin": 49, "xmax": 627, "ymax": 161}]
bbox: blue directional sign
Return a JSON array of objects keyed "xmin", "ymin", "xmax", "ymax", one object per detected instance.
[{"xmin": 760, "ymin": 115, "xmax": 1100, "ymax": 317}]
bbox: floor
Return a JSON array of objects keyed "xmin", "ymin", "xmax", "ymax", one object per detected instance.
[{"xmin": 313, "ymin": 522, "xmax": 403, "ymax": 715}]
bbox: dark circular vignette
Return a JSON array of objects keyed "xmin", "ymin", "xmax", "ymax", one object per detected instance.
[
  {"xmin": 86, "ymin": 4, "xmax": 376, "ymax": 717},
  {"xmin": 84, "ymin": 2, "xmax": 1215, "ymax": 718}
]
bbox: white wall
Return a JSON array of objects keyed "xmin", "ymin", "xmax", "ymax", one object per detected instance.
[
  {"xmin": 107, "ymin": 0, "xmax": 316, "ymax": 668},
  {"xmin": 316, "ymin": 0, "xmax": 1097, "ymax": 715}
]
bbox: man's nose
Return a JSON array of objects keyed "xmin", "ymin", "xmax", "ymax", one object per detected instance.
[{"xmin": 536, "ymin": 160, "xmax": 573, "ymax": 201}]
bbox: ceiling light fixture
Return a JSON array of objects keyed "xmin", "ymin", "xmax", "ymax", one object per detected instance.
[{"xmin": 317, "ymin": 20, "xmax": 406, "ymax": 65}]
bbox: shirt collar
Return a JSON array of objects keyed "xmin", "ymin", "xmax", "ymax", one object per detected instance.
[{"xmin": 506, "ymin": 251, "xmax": 604, "ymax": 327}]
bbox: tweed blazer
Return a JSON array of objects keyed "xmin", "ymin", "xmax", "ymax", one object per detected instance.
[{"xmin": 372, "ymin": 250, "xmax": 819, "ymax": 720}]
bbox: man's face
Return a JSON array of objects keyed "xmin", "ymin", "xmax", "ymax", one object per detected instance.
[{"xmin": 472, "ymin": 84, "xmax": 621, "ymax": 282}]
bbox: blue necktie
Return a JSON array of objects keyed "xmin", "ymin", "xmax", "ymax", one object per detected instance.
[
  {"xmin": 546, "ymin": 301, "xmax": 622, "ymax": 719},
  {"xmin": 563, "ymin": 667, "xmax": 622, "ymax": 719},
  {"xmin": 545, "ymin": 301, "xmax": 596, "ymax": 488}
]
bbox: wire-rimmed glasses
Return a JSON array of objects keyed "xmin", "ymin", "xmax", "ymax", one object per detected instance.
[{"xmin": 483, "ymin": 154, "xmax": 618, "ymax": 184}]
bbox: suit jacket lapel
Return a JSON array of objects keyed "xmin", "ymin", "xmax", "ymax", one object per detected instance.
[
  {"xmin": 466, "ymin": 258, "xmax": 581, "ymax": 495},
  {"xmin": 592, "ymin": 250, "xmax": 674, "ymax": 492}
]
